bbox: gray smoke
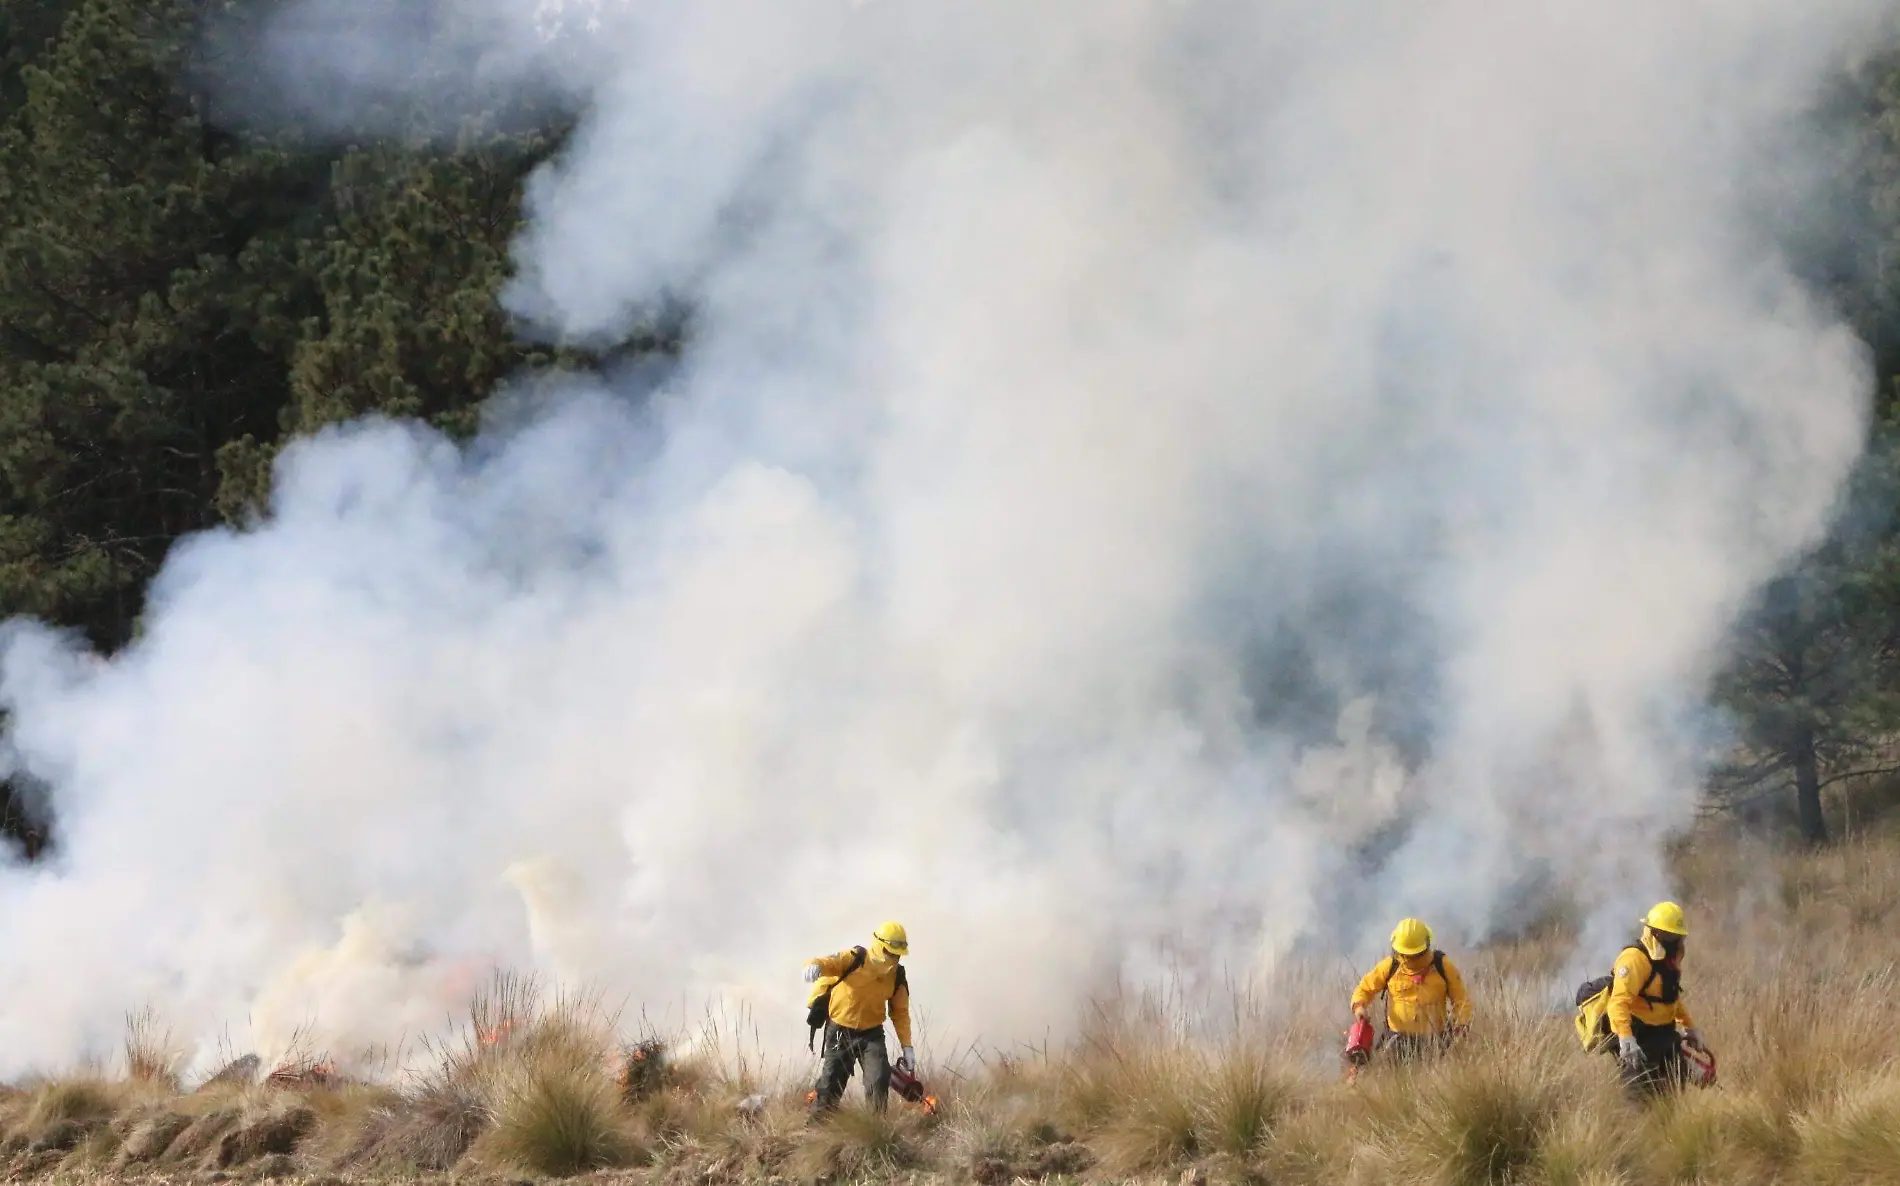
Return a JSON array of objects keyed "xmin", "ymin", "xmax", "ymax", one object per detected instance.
[{"xmin": 0, "ymin": 0, "xmax": 1883, "ymax": 1076}]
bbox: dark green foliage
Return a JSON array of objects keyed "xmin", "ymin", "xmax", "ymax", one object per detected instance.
[
  {"xmin": 1710, "ymin": 42, "xmax": 1900, "ymax": 845},
  {"xmin": 0, "ymin": 0, "xmax": 675, "ymax": 857},
  {"xmin": 1712, "ymin": 439, "xmax": 1900, "ymax": 843},
  {"xmin": 0, "ymin": 0, "xmax": 322, "ymax": 646},
  {"xmin": 214, "ymin": 114, "xmax": 581, "ymax": 518},
  {"xmin": 0, "ymin": 0, "xmax": 632, "ymax": 632}
]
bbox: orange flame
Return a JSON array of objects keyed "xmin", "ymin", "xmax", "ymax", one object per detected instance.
[
  {"xmin": 477, "ymin": 1018, "xmax": 519, "ymax": 1048},
  {"xmin": 265, "ymin": 1059, "xmax": 335, "ymax": 1087}
]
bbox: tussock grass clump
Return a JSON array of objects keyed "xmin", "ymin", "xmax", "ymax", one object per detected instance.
[
  {"xmin": 659, "ymin": 1087, "xmax": 815, "ymax": 1182},
  {"xmin": 945, "ymin": 1086, "xmax": 1092, "ymax": 1186},
  {"xmin": 349, "ymin": 973, "xmax": 543, "ymax": 1170},
  {"xmin": 1198, "ymin": 1043, "xmax": 1298, "ymax": 1159},
  {"xmin": 122, "ymin": 1007, "xmax": 183, "ymax": 1089},
  {"xmin": 482, "ymin": 1059, "xmax": 637, "ymax": 1177},
  {"xmin": 790, "ymin": 1106, "xmax": 929, "ymax": 1183},
  {"xmin": 1350, "ymin": 1013, "xmax": 1620, "ymax": 1186},
  {"xmin": 466, "ymin": 987, "xmax": 643, "ymax": 1177},
  {"xmin": 110, "ymin": 1105, "xmax": 193, "ymax": 1167},
  {"xmin": 1793, "ymin": 1076, "xmax": 1900, "ymax": 1185},
  {"xmin": 3, "ymin": 1077, "xmax": 128, "ymax": 1153},
  {"xmin": 365, "ymin": 1078, "xmax": 485, "ymax": 1171},
  {"xmin": 1084, "ymin": 1046, "xmax": 1201, "ymax": 1174},
  {"xmin": 209, "ymin": 1099, "xmax": 315, "ymax": 1168},
  {"xmin": 295, "ymin": 1083, "xmax": 405, "ymax": 1169},
  {"xmin": 17, "ymin": 1078, "xmax": 121, "ymax": 1129},
  {"xmin": 67, "ymin": 1121, "xmax": 123, "ymax": 1168},
  {"xmin": 1528, "ymin": 1092, "xmax": 1634, "ymax": 1186},
  {"xmin": 1640, "ymin": 1087, "xmax": 1789, "ymax": 1183},
  {"xmin": 161, "ymin": 1104, "xmax": 243, "ymax": 1164},
  {"xmin": 1055, "ymin": 1018, "xmax": 1300, "ymax": 1177},
  {"xmin": 1257, "ymin": 1099, "xmax": 1362, "ymax": 1184},
  {"xmin": 1358, "ymin": 1068, "xmax": 1566, "ymax": 1186}
]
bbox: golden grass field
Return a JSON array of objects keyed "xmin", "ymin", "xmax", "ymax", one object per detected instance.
[{"xmin": 3, "ymin": 822, "xmax": 1897, "ymax": 1186}]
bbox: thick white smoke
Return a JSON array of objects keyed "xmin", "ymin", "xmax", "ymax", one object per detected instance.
[{"xmin": 0, "ymin": 0, "xmax": 1884, "ymax": 1077}]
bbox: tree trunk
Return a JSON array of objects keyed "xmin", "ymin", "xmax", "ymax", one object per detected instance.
[{"xmin": 1793, "ymin": 727, "xmax": 1829, "ymax": 846}]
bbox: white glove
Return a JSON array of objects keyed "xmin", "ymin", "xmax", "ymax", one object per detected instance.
[
  {"xmin": 801, "ymin": 963, "xmax": 820, "ymax": 983},
  {"xmin": 1618, "ymin": 1034, "xmax": 1644, "ymax": 1070},
  {"xmin": 899, "ymin": 1047, "xmax": 915, "ymax": 1072},
  {"xmin": 1682, "ymin": 1027, "xmax": 1704, "ymax": 1051}
]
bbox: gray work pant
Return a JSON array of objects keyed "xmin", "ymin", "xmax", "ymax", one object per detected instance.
[{"xmin": 812, "ymin": 1021, "xmax": 890, "ymax": 1112}]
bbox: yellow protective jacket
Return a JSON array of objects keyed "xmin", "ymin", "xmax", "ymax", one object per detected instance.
[
  {"xmin": 1607, "ymin": 935, "xmax": 1692, "ymax": 1037},
  {"xmin": 1351, "ymin": 950, "xmax": 1472, "ymax": 1036},
  {"xmin": 809, "ymin": 948, "xmax": 913, "ymax": 1046}
]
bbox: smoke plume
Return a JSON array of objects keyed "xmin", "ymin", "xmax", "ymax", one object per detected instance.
[{"xmin": 0, "ymin": 0, "xmax": 1884, "ymax": 1076}]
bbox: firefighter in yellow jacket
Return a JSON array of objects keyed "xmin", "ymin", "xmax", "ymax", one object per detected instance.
[
  {"xmin": 801, "ymin": 921, "xmax": 914, "ymax": 1113},
  {"xmin": 1351, "ymin": 918, "xmax": 1472, "ymax": 1060},
  {"xmin": 1610, "ymin": 902, "xmax": 1705, "ymax": 1092}
]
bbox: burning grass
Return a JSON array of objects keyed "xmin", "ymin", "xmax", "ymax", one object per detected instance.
[{"xmin": 0, "ymin": 829, "xmax": 1894, "ymax": 1184}]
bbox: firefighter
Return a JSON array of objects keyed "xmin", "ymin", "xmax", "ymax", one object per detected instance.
[
  {"xmin": 801, "ymin": 920, "xmax": 914, "ymax": 1114},
  {"xmin": 1610, "ymin": 901, "xmax": 1706, "ymax": 1094},
  {"xmin": 1350, "ymin": 917, "xmax": 1472, "ymax": 1061}
]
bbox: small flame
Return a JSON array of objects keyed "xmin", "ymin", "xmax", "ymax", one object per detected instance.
[
  {"xmin": 265, "ymin": 1059, "xmax": 336, "ymax": 1087},
  {"xmin": 477, "ymin": 1018, "xmax": 520, "ymax": 1048}
]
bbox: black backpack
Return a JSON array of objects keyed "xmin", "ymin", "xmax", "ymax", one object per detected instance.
[
  {"xmin": 807, "ymin": 947, "xmax": 865, "ymax": 1051},
  {"xmin": 1575, "ymin": 972, "xmax": 1615, "ymax": 1007},
  {"xmin": 1573, "ymin": 945, "xmax": 1676, "ymax": 1009}
]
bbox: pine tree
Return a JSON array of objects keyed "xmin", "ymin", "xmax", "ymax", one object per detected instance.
[{"xmin": 0, "ymin": 0, "xmax": 326, "ymax": 647}]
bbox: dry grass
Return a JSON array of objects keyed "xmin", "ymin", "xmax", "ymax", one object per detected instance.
[
  {"xmin": 122, "ymin": 1005, "xmax": 183, "ymax": 1089},
  {"xmin": 1051, "ymin": 1025, "xmax": 1298, "ymax": 1175},
  {"xmin": 0, "ymin": 829, "xmax": 1896, "ymax": 1183},
  {"xmin": 789, "ymin": 1106, "xmax": 930, "ymax": 1182},
  {"xmin": 1794, "ymin": 1075, "xmax": 1900, "ymax": 1184},
  {"xmin": 473, "ymin": 1009, "xmax": 643, "ymax": 1176}
]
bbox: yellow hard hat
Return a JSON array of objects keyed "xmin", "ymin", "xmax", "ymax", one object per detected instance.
[
  {"xmin": 1390, "ymin": 918, "xmax": 1433, "ymax": 956},
  {"xmin": 1643, "ymin": 901, "xmax": 1687, "ymax": 936},
  {"xmin": 873, "ymin": 920, "xmax": 909, "ymax": 957}
]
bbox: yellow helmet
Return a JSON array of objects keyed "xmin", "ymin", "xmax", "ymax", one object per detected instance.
[
  {"xmin": 1643, "ymin": 901, "xmax": 1687, "ymax": 936},
  {"xmin": 873, "ymin": 920, "xmax": 909, "ymax": 958},
  {"xmin": 1390, "ymin": 918, "xmax": 1433, "ymax": 956}
]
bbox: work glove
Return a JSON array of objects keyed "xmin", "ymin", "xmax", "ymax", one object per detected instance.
[
  {"xmin": 1352, "ymin": 1005, "xmax": 1367, "ymax": 1021},
  {"xmin": 801, "ymin": 963, "xmax": 821, "ymax": 983},
  {"xmin": 899, "ymin": 1047, "xmax": 916, "ymax": 1073},
  {"xmin": 1681, "ymin": 1027, "xmax": 1705, "ymax": 1052},
  {"xmin": 1617, "ymin": 1034, "xmax": 1644, "ymax": 1071}
]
